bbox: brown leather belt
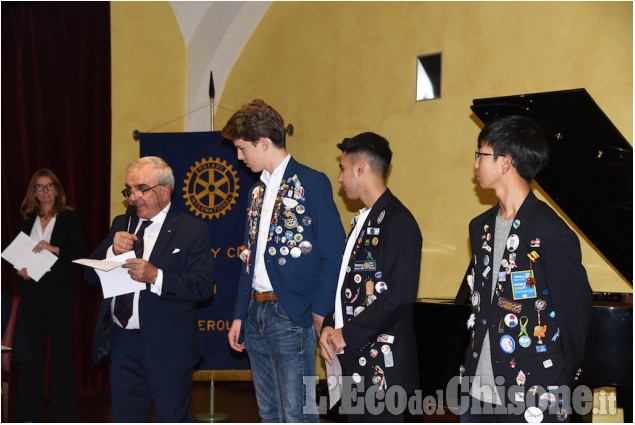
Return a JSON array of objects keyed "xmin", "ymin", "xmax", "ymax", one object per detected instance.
[{"xmin": 252, "ymin": 290, "xmax": 279, "ymax": 303}]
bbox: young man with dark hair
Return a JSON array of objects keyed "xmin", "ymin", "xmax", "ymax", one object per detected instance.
[
  {"xmin": 462, "ymin": 115, "xmax": 593, "ymax": 422},
  {"xmin": 320, "ymin": 132, "xmax": 422, "ymax": 422},
  {"xmin": 223, "ymin": 99, "xmax": 345, "ymax": 422}
]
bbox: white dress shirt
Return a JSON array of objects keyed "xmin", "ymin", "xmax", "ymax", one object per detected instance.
[
  {"xmin": 30, "ymin": 215, "xmax": 57, "ymax": 273},
  {"xmin": 30, "ymin": 215, "xmax": 56, "ymax": 244},
  {"xmin": 334, "ymin": 207, "xmax": 371, "ymax": 331},
  {"xmin": 251, "ymin": 154, "xmax": 291, "ymax": 293},
  {"xmin": 108, "ymin": 203, "xmax": 170, "ymax": 329}
]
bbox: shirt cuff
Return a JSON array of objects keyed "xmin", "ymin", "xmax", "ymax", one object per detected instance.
[
  {"xmin": 150, "ymin": 269, "xmax": 163, "ymax": 296},
  {"xmin": 106, "ymin": 245, "xmax": 115, "ymax": 259}
]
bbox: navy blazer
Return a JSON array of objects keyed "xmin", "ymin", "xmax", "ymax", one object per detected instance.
[
  {"xmin": 323, "ymin": 189, "xmax": 422, "ymax": 394},
  {"xmin": 85, "ymin": 205, "xmax": 215, "ymax": 373},
  {"xmin": 18, "ymin": 210, "xmax": 86, "ymax": 292},
  {"xmin": 233, "ymin": 157, "xmax": 345, "ymax": 334},
  {"xmin": 464, "ymin": 191, "xmax": 592, "ymax": 397}
]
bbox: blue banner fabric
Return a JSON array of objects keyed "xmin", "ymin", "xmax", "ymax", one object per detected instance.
[{"xmin": 140, "ymin": 131, "xmax": 258, "ymax": 371}]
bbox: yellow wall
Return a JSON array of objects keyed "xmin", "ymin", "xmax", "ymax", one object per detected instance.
[
  {"xmin": 110, "ymin": 1, "xmax": 186, "ymax": 220},
  {"xmin": 216, "ymin": 1, "xmax": 633, "ymax": 297}
]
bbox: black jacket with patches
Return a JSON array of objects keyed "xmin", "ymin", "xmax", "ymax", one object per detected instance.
[
  {"xmin": 324, "ymin": 188, "xmax": 422, "ymax": 394},
  {"xmin": 464, "ymin": 191, "xmax": 592, "ymax": 398}
]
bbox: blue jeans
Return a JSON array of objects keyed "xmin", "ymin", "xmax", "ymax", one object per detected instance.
[{"xmin": 244, "ymin": 299, "xmax": 319, "ymax": 422}]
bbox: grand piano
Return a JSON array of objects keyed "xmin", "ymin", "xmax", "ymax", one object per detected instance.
[{"xmin": 415, "ymin": 88, "xmax": 633, "ymax": 421}]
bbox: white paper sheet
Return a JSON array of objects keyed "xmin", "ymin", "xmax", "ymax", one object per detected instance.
[
  {"xmin": 326, "ymin": 353, "xmax": 343, "ymax": 409},
  {"xmin": 1, "ymin": 232, "xmax": 58, "ymax": 282},
  {"xmin": 73, "ymin": 258, "xmax": 126, "ymax": 272},
  {"xmin": 91, "ymin": 251, "xmax": 147, "ymax": 298}
]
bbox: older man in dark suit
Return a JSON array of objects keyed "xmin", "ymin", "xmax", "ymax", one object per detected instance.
[
  {"xmin": 85, "ymin": 156, "xmax": 214, "ymax": 422},
  {"xmin": 320, "ymin": 132, "xmax": 423, "ymax": 422}
]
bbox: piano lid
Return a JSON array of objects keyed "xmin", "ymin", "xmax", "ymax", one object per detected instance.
[{"xmin": 471, "ymin": 88, "xmax": 633, "ymax": 283}]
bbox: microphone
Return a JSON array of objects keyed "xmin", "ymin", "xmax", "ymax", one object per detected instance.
[{"xmin": 125, "ymin": 205, "xmax": 137, "ymax": 233}]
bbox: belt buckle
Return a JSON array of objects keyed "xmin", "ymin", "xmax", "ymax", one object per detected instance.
[{"xmin": 254, "ymin": 290, "xmax": 275, "ymax": 303}]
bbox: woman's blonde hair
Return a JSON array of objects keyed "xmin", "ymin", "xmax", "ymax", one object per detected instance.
[{"xmin": 20, "ymin": 168, "xmax": 72, "ymax": 219}]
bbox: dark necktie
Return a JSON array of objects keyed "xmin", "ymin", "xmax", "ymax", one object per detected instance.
[{"xmin": 114, "ymin": 220, "xmax": 152, "ymax": 328}]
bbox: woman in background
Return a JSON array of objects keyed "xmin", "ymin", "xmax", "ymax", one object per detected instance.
[{"xmin": 15, "ymin": 169, "xmax": 86, "ymax": 422}]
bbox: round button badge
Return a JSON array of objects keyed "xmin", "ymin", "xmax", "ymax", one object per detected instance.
[
  {"xmin": 504, "ymin": 314, "xmax": 518, "ymax": 328},
  {"xmin": 524, "ymin": 406, "xmax": 543, "ymax": 423},
  {"xmin": 535, "ymin": 299, "xmax": 547, "ymax": 311},
  {"xmin": 507, "ymin": 234, "xmax": 520, "ymax": 252},
  {"xmin": 519, "ymin": 335, "xmax": 531, "ymax": 348},
  {"xmin": 539, "ymin": 392, "xmax": 557, "ymax": 409},
  {"xmin": 500, "ymin": 335, "xmax": 515, "ymax": 354},
  {"xmin": 471, "ymin": 291, "xmax": 481, "ymax": 308},
  {"xmin": 375, "ymin": 281, "xmax": 388, "ymax": 293},
  {"xmin": 299, "ymin": 241, "xmax": 312, "ymax": 254}
]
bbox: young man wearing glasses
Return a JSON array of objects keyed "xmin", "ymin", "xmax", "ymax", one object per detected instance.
[
  {"xmin": 85, "ymin": 156, "xmax": 215, "ymax": 422},
  {"xmin": 462, "ymin": 116, "xmax": 592, "ymax": 422}
]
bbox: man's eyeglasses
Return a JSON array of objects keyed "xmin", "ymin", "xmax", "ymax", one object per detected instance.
[
  {"xmin": 474, "ymin": 152, "xmax": 495, "ymax": 160},
  {"xmin": 121, "ymin": 184, "xmax": 162, "ymax": 198},
  {"xmin": 35, "ymin": 183, "xmax": 55, "ymax": 192}
]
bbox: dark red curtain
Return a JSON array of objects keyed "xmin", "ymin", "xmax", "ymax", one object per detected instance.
[{"xmin": 2, "ymin": 2, "xmax": 112, "ymax": 395}]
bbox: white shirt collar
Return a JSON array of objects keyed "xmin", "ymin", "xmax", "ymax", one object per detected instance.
[
  {"xmin": 146, "ymin": 202, "xmax": 170, "ymax": 225},
  {"xmin": 260, "ymin": 154, "xmax": 291, "ymax": 186}
]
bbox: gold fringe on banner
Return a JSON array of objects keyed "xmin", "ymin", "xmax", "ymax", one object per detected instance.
[{"xmin": 193, "ymin": 370, "xmax": 252, "ymax": 382}]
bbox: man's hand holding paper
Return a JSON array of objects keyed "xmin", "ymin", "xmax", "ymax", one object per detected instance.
[
  {"xmin": 122, "ymin": 257, "xmax": 158, "ymax": 284},
  {"xmin": 94, "ymin": 251, "xmax": 146, "ymax": 298}
]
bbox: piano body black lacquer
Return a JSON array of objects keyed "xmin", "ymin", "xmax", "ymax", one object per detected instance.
[{"xmin": 415, "ymin": 89, "xmax": 633, "ymax": 421}]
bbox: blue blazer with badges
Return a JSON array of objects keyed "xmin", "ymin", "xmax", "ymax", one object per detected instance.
[
  {"xmin": 323, "ymin": 189, "xmax": 422, "ymax": 394},
  {"xmin": 85, "ymin": 205, "xmax": 215, "ymax": 373},
  {"xmin": 233, "ymin": 157, "xmax": 345, "ymax": 333},
  {"xmin": 464, "ymin": 191, "xmax": 592, "ymax": 397}
]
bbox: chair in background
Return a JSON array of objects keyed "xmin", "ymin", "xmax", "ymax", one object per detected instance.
[{"xmin": 2, "ymin": 294, "xmax": 21, "ymax": 422}]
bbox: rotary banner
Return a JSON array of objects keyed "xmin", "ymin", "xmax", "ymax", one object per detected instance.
[{"xmin": 140, "ymin": 131, "xmax": 258, "ymax": 372}]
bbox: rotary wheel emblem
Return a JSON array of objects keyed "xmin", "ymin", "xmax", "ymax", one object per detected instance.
[{"xmin": 183, "ymin": 157, "xmax": 240, "ymax": 220}]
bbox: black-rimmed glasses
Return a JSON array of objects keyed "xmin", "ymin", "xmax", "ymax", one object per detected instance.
[
  {"xmin": 35, "ymin": 183, "xmax": 55, "ymax": 192},
  {"xmin": 121, "ymin": 184, "xmax": 162, "ymax": 198},
  {"xmin": 474, "ymin": 152, "xmax": 495, "ymax": 160}
]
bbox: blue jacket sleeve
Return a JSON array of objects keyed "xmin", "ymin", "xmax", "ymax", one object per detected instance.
[{"xmin": 310, "ymin": 173, "xmax": 345, "ymax": 317}]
